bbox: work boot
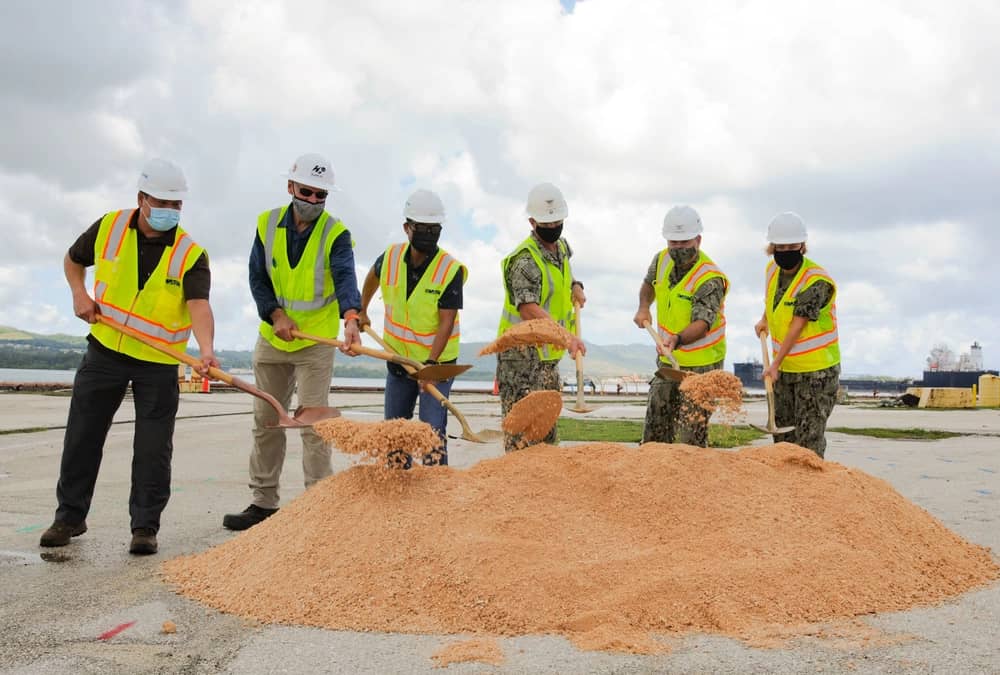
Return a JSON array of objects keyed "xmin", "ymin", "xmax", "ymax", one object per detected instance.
[
  {"xmin": 222, "ymin": 505, "xmax": 278, "ymax": 531},
  {"xmin": 386, "ymin": 449, "xmax": 413, "ymax": 470},
  {"xmin": 129, "ymin": 528, "xmax": 158, "ymax": 555},
  {"xmin": 39, "ymin": 520, "xmax": 87, "ymax": 547}
]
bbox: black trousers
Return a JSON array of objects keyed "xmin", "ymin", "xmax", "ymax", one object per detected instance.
[{"xmin": 55, "ymin": 344, "xmax": 179, "ymax": 532}]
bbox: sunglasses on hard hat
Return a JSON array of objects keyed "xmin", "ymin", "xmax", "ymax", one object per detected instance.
[{"xmin": 296, "ymin": 186, "xmax": 329, "ymax": 200}]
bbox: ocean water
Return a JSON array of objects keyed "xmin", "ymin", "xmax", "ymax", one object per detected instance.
[{"xmin": 0, "ymin": 368, "xmax": 658, "ymax": 394}]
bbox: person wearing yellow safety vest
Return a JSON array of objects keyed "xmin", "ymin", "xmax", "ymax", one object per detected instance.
[
  {"xmin": 754, "ymin": 212, "xmax": 840, "ymax": 458},
  {"xmin": 223, "ymin": 153, "xmax": 362, "ymax": 531},
  {"xmin": 40, "ymin": 159, "xmax": 218, "ymax": 556},
  {"xmin": 496, "ymin": 183, "xmax": 586, "ymax": 453},
  {"xmin": 633, "ymin": 205, "xmax": 729, "ymax": 446},
  {"xmin": 357, "ymin": 189, "xmax": 467, "ymax": 468}
]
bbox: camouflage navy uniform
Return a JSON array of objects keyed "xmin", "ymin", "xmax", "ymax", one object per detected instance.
[
  {"xmin": 497, "ymin": 236, "xmax": 574, "ymax": 452},
  {"xmin": 641, "ymin": 253, "xmax": 726, "ymax": 446},
  {"xmin": 770, "ymin": 274, "xmax": 840, "ymax": 457}
]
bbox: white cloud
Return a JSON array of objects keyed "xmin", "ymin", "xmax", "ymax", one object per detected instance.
[{"xmin": 1, "ymin": 0, "xmax": 999, "ymax": 378}]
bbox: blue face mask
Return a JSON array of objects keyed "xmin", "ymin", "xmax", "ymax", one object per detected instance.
[{"xmin": 147, "ymin": 206, "xmax": 181, "ymax": 231}]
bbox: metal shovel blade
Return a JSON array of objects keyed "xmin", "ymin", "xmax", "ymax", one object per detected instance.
[
  {"xmin": 288, "ymin": 405, "xmax": 342, "ymax": 427},
  {"xmin": 655, "ymin": 366, "xmax": 691, "ymax": 382},
  {"xmin": 449, "ymin": 428, "xmax": 505, "ymax": 442},
  {"xmin": 750, "ymin": 423, "xmax": 796, "ymax": 435},
  {"xmin": 407, "ymin": 363, "xmax": 472, "ymax": 381}
]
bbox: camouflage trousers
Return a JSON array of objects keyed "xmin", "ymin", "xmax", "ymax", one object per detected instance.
[
  {"xmin": 772, "ymin": 369, "xmax": 840, "ymax": 458},
  {"xmin": 497, "ymin": 352, "xmax": 562, "ymax": 453},
  {"xmin": 641, "ymin": 360, "xmax": 721, "ymax": 447}
]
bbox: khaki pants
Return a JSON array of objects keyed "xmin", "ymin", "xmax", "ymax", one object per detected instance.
[{"xmin": 249, "ymin": 336, "xmax": 335, "ymax": 508}]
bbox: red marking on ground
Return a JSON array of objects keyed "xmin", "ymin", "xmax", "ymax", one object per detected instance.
[{"xmin": 97, "ymin": 621, "xmax": 136, "ymax": 641}]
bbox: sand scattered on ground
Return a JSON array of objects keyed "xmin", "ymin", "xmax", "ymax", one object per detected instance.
[
  {"xmin": 741, "ymin": 618, "xmax": 917, "ymax": 651},
  {"xmin": 501, "ymin": 390, "xmax": 563, "ymax": 443},
  {"xmin": 431, "ymin": 638, "xmax": 505, "ymax": 667},
  {"xmin": 479, "ymin": 319, "xmax": 575, "ymax": 356},
  {"xmin": 162, "ymin": 442, "xmax": 999, "ymax": 655}
]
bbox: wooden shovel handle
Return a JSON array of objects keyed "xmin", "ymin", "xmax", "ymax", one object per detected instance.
[
  {"xmin": 290, "ymin": 329, "xmax": 424, "ymax": 370},
  {"xmin": 95, "ymin": 314, "xmax": 234, "ymax": 385},
  {"xmin": 642, "ymin": 320, "xmax": 679, "ymax": 369},
  {"xmin": 361, "ymin": 325, "xmax": 463, "ymax": 410}
]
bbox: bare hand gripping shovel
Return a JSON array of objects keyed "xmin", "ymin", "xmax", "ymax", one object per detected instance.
[
  {"xmin": 362, "ymin": 326, "xmax": 503, "ymax": 443},
  {"xmin": 642, "ymin": 321, "xmax": 691, "ymax": 382},
  {"xmin": 97, "ymin": 315, "xmax": 340, "ymax": 428},
  {"xmin": 751, "ymin": 332, "xmax": 796, "ymax": 435},
  {"xmin": 290, "ymin": 330, "xmax": 472, "ymax": 382},
  {"xmin": 570, "ymin": 302, "xmax": 597, "ymax": 413}
]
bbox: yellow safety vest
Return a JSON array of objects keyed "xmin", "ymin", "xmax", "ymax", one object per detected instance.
[
  {"xmin": 497, "ymin": 236, "xmax": 574, "ymax": 362},
  {"xmin": 379, "ymin": 243, "xmax": 467, "ymax": 362},
  {"xmin": 257, "ymin": 206, "xmax": 347, "ymax": 352},
  {"xmin": 765, "ymin": 257, "xmax": 840, "ymax": 372},
  {"xmin": 89, "ymin": 209, "xmax": 203, "ymax": 364},
  {"xmin": 653, "ymin": 249, "xmax": 728, "ymax": 367}
]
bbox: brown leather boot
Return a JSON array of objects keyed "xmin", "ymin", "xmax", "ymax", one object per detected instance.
[
  {"xmin": 39, "ymin": 520, "xmax": 87, "ymax": 547},
  {"xmin": 129, "ymin": 528, "xmax": 158, "ymax": 555}
]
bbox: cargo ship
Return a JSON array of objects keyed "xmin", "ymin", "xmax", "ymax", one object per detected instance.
[
  {"xmin": 734, "ymin": 341, "xmax": 996, "ymax": 393},
  {"xmin": 918, "ymin": 342, "xmax": 998, "ymax": 387}
]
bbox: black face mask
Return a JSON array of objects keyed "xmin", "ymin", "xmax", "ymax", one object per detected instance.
[
  {"xmin": 534, "ymin": 223, "xmax": 563, "ymax": 243},
  {"xmin": 773, "ymin": 249, "xmax": 803, "ymax": 270},
  {"xmin": 410, "ymin": 232, "xmax": 440, "ymax": 254}
]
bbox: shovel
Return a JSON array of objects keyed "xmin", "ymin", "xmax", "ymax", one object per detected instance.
[
  {"xmin": 96, "ymin": 315, "xmax": 340, "ymax": 428},
  {"xmin": 642, "ymin": 321, "xmax": 691, "ymax": 382},
  {"xmin": 750, "ymin": 332, "xmax": 796, "ymax": 435},
  {"xmin": 362, "ymin": 326, "xmax": 503, "ymax": 443},
  {"xmin": 569, "ymin": 302, "xmax": 597, "ymax": 413},
  {"xmin": 290, "ymin": 330, "xmax": 472, "ymax": 382}
]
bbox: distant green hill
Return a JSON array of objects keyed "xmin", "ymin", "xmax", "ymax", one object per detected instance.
[{"xmin": 0, "ymin": 325, "xmax": 659, "ymax": 379}]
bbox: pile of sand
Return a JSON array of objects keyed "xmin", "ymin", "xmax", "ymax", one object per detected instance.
[
  {"xmin": 501, "ymin": 390, "xmax": 563, "ymax": 443},
  {"xmin": 162, "ymin": 442, "xmax": 998, "ymax": 654},
  {"xmin": 479, "ymin": 319, "xmax": 575, "ymax": 356}
]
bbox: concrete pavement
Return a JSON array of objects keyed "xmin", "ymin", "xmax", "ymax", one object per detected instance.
[{"xmin": 0, "ymin": 391, "xmax": 997, "ymax": 674}]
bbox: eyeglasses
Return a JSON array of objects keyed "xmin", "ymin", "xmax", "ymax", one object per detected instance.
[
  {"xmin": 296, "ymin": 186, "xmax": 328, "ymax": 200},
  {"xmin": 407, "ymin": 221, "xmax": 442, "ymax": 235}
]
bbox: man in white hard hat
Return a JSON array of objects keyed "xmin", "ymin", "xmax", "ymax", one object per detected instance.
[
  {"xmin": 357, "ymin": 189, "xmax": 467, "ymax": 467},
  {"xmin": 40, "ymin": 158, "xmax": 219, "ymax": 555},
  {"xmin": 223, "ymin": 153, "xmax": 362, "ymax": 531},
  {"xmin": 633, "ymin": 205, "xmax": 729, "ymax": 446},
  {"xmin": 754, "ymin": 212, "xmax": 840, "ymax": 457},
  {"xmin": 496, "ymin": 182, "xmax": 586, "ymax": 452}
]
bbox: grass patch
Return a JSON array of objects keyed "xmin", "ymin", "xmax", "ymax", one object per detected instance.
[
  {"xmin": 557, "ymin": 418, "xmax": 765, "ymax": 448},
  {"xmin": 828, "ymin": 427, "xmax": 963, "ymax": 440}
]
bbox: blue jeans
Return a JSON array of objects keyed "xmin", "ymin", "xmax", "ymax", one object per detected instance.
[{"xmin": 384, "ymin": 365, "xmax": 453, "ymax": 465}]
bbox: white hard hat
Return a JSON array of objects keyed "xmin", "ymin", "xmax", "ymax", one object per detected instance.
[
  {"xmin": 767, "ymin": 211, "xmax": 808, "ymax": 244},
  {"xmin": 526, "ymin": 182, "xmax": 568, "ymax": 223},
  {"xmin": 403, "ymin": 189, "xmax": 446, "ymax": 224},
  {"xmin": 137, "ymin": 158, "xmax": 187, "ymax": 201},
  {"xmin": 661, "ymin": 205, "xmax": 703, "ymax": 241},
  {"xmin": 286, "ymin": 152, "xmax": 338, "ymax": 191}
]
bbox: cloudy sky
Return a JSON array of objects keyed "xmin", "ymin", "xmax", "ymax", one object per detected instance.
[{"xmin": 2, "ymin": 0, "xmax": 997, "ymax": 378}]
